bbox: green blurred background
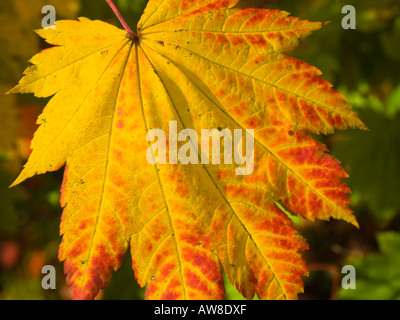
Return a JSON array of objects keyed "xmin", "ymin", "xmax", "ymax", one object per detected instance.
[{"xmin": 0, "ymin": 0, "xmax": 399, "ymax": 300}]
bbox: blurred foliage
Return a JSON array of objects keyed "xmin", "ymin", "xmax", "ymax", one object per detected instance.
[
  {"xmin": 338, "ymin": 231, "xmax": 400, "ymax": 299},
  {"xmin": 0, "ymin": 0, "xmax": 399, "ymax": 300}
]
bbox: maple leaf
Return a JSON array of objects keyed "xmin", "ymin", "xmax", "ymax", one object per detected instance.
[{"xmin": 8, "ymin": 0, "xmax": 365, "ymax": 300}]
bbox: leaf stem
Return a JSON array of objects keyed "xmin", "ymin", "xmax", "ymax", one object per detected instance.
[{"xmin": 105, "ymin": 0, "xmax": 136, "ymax": 36}]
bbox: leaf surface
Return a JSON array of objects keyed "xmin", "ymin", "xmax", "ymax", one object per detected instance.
[{"xmin": 9, "ymin": 0, "xmax": 365, "ymax": 300}]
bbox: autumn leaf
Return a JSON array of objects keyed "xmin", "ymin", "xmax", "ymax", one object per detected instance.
[{"xmin": 8, "ymin": 0, "xmax": 365, "ymax": 300}]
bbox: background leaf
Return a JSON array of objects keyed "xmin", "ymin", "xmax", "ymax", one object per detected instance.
[{"xmin": 1, "ymin": 0, "xmax": 399, "ymax": 300}]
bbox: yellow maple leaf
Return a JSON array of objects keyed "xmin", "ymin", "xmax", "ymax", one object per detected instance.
[
  {"xmin": 0, "ymin": 0, "xmax": 80, "ymax": 83},
  {"xmin": 8, "ymin": 0, "xmax": 365, "ymax": 300}
]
